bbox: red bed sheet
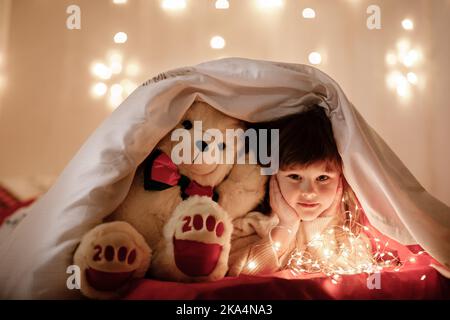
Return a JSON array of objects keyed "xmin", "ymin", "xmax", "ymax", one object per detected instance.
[
  {"xmin": 125, "ymin": 261, "xmax": 450, "ymax": 300},
  {"xmin": 1, "ymin": 185, "xmax": 448, "ymax": 300},
  {"xmin": 125, "ymin": 213, "xmax": 450, "ymax": 300}
]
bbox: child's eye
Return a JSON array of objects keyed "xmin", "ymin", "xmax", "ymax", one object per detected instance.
[
  {"xmin": 218, "ymin": 142, "xmax": 226, "ymax": 151},
  {"xmin": 288, "ymin": 174, "xmax": 301, "ymax": 181},
  {"xmin": 317, "ymin": 175, "xmax": 329, "ymax": 182}
]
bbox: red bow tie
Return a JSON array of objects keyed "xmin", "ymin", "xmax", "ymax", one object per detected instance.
[{"xmin": 143, "ymin": 150, "xmax": 217, "ymax": 201}]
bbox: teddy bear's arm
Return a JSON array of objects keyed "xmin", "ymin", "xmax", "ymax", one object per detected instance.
[{"xmin": 216, "ymin": 161, "xmax": 268, "ymax": 220}]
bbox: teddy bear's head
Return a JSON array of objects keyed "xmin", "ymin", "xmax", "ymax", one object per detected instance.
[{"xmin": 156, "ymin": 101, "xmax": 245, "ymax": 187}]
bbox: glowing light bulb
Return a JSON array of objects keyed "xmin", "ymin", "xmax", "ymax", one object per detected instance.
[
  {"xmin": 308, "ymin": 52, "xmax": 321, "ymax": 65},
  {"xmin": 114, "ymin": 32, "xmax": 128, "ymax": 44},
  {"xmin": 407, "ymin": 72, "xmax": 418, "ymax": 84},
  {"xmin": 210, "ymin": 36, "xmax": 226, "ymax": 49},
  {"xmin": 302, "ymin": 8, "xmax": 315, "ymax": 19},
  {"xmin": 403, "ymin": 50, "xmax": 420, "ymax": 67},
  {"xmin": 409, "ymin": 257, "xmax": 417, "ymax": 263},
  {"xmin": 385, "ymin": 52, "xmax": 397, "ymax": 65},
  {"xmin": 420, "ymin": 274, "xmax": 426, "ymax": 281},
  {"xmin": 396, "ymin": 77, "xmax": 410, "ymax": 97},
  {"xmin": 91, "ymin": 62, "xmax": 112, "ymax": 80},
  {"xmin": 396, "ymin": 39, "xmax": 410, "ymax": 55},
  {"xmin": 108, "ymin": 52, "xmax": 123, "ymax": 74},
  {"xmin": 108, "ymin": 84, "xmax": 124, "ymax": 109},
  {"xmin": 162, "ymin": 0, "xmax": 186, "ymax": 10},
  {"xmin": 257, "ymin": 0, "xmax": 283, "ymax": 9},
  {"xmin": 91, "ymin": 82, "xmax": 108, "ymax": 97},
  {"xmin": 215, "ymin": 0, "xmax": 229, "ymax": 9},
  {"xmin": 113, "ymin": 0, "xmax": 127, "ymax": 4},
  {"xmin": 273, "ymin": 242, "xmax": 281, "ymax": 250},
  {"xmin": 247, "ymin": 261, "xmax": 257, "ymax": 270},
  {"xmin": 402, "ymin": 19, "xmax": 414, "ymax": 30}
]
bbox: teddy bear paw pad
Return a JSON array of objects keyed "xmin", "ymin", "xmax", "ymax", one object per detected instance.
[
  {"xmin": 85, "ymin": 244, "xmax": 139, "ymax": 291},
  {"xmin": 173, "ymin": 214, "xmax": 227, "ymax": 277}
]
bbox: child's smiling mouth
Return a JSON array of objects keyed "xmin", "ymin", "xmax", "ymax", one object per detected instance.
[{"xmin": 298, "ymin": 202, "xmax": 319, "ymax": 208}]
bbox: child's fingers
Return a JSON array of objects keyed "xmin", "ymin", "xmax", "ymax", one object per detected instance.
[{"xmin": 269, "ymin": 176, "xmax": 280, "ymax": 210}]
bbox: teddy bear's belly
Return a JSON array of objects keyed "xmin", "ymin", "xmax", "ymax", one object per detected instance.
[{"xmin": 110, "ymin": 186, "xmax": 183, "ymax": 249}]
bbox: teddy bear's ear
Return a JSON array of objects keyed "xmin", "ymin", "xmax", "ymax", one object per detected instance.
[{"xmin": 181, "ymin": 120, "xmax": 193, "ymax": 130}]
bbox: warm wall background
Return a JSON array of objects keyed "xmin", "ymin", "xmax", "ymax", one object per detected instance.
[{"xmin": 0, "ymin": 0, "xmax": 448, "ymax": 205}]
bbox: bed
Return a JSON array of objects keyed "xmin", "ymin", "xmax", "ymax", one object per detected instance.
[
  {"xmin": 1, "ymin": 184, "xmax": 448, "ymax": 300},
  {"xmin": 0, "ymin": 58, "xmax": 448, "ymax": 299}
]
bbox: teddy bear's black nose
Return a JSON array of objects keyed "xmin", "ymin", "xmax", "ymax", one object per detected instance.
[{"xmin": 196, "ymin": 140, "xmax": 209, "ymax": 152}]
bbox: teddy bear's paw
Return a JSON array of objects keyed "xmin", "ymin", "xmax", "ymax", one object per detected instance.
[
  {"xmin": 174, "ymin": 214, "xmax": 226, "ymax": 276},
  {"xmin": 164, "ymin": 196, "xmax": 232, "ymax": 279},
  {"xmin": 74, "ymin": 221, "xmax": 151, "ymax": 299}
]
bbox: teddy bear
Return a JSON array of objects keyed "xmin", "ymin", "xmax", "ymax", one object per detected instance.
[{"xmin": 73, "ymin": 101, "xmax": 268, "ymax": 299}]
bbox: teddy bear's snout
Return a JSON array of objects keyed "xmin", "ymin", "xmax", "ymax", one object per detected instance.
[{"xmin": 195, "ymin": 140, "xmax": 209, "ymax": 152}]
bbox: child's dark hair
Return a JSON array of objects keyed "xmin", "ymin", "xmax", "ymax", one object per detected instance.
[
  {"xmin": 252, "ymin": 106, "xmax": 344, "ymax": 214},
  {"xmin": 251, "ymin": 106, "xmax": 369, "ymax": 257},
  {"xmin": 269, "ymin": 106, "xmax": 342, "ymax": 171}
]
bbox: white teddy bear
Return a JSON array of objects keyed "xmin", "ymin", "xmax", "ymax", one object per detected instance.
[{"xmin": 74, "ymin": 101, "xmax": 267, "ymax": 299}]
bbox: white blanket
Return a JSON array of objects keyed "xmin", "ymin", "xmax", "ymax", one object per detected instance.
[{"xmin": 0, "ymin": 57, "xmax": 448, "ymax": 299}]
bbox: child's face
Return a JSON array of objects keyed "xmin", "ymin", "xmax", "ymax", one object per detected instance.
[{"xmin": 276, "ymin": 161, "xmax": 341, "ymax": 221}]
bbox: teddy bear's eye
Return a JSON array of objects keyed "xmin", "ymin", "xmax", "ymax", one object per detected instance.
[
  {"xmin": 182, "ymin": 120, "xmax": 193, "ymax": 130},
  {"xmin": 218, "ymin": 142, "xmax": 226, "ymax": 151}
]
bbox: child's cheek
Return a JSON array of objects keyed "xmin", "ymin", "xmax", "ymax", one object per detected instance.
[
  {"xmin": 280, "ymin": 182, "xmax": 300, "ymax": 205},
  {"xmin": 317, "ymin": 183, "xmax": 338, "ymax": 206}
]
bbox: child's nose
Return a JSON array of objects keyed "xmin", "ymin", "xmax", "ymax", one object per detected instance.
[{"xmin": 299, "ymin": 181, "xmax": 316, "ymax": 199}]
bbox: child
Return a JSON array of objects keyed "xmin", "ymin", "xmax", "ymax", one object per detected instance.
[{"xmin": 228, "ymin": 106, "xmax": 372, "ymax": 276}]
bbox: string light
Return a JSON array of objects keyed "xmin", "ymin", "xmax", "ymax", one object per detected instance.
[
  {"xmin": 247, "ymin": 261, "xmax": 257, "ymax": 270},
  {"xmin": 215, "ymin": 0, "xmax": 229, "ymax": 9},
  {"xmin": 109, "ymin": 84, "xmax": 124, "ymax": 109},
  {"xmin": 257, "ymin": 0, "xmax": 283, "ymax": 9},
  {"xmin": 402, "ymin": 19, "xmax": 414, "ymax": 30},
  {"xmin": 114, "ymin": 32, "xmax": 128, "ymax": 44},
  {"xmin": 308, "ymin": 52, "xmax": 322, "ymax": 65},
  {"xmin": 406, "ymin": 72, "xmax": 418, "ymax": 84},
  {"xmin": 385, "ymin": 38, "xmax": 422, "ymax": 99},
  {"xmin": 210, "ymin": 36, "xmax": 226, "ymax": 49},
  {"xmin": 285, "ymin": 205, "xmax": 408, "ymax": 281},
  {"xmin": 302, "ymin": 8, "xmax": 315, "ymax": 19},
  {"xmin": 91, "ymin": 82, "xmax": 108, "ymax": 97},
  {"xmin": 91, "ymin": 62, "xmax": 112, "ymax": 80},
  {"xmin": 162, "ymin": 0, "xmax": 186, "ymax": 10},
  {"xmin": 90, "ymin": 51, "xmax": 140, "ymax": 109},
  {"xmin": 273, "ymin": 241, "xmax": 281, "ymax": 251},
  {"xmin": 108, "ymin": 52, "xmax": 123, "ymax": 74},
  {"xmin": 385, "ymin": 52, "xmax": 397, "ymax": 65}
]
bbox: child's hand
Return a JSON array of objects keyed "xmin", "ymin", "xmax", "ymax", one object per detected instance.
[
  {"xmin": 269, "ymin": 176, "xmax": 300, "ymax": 227},
  {"xmin": 319, "ymin": 177, "xmax": 343, "ymax": 218}
]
